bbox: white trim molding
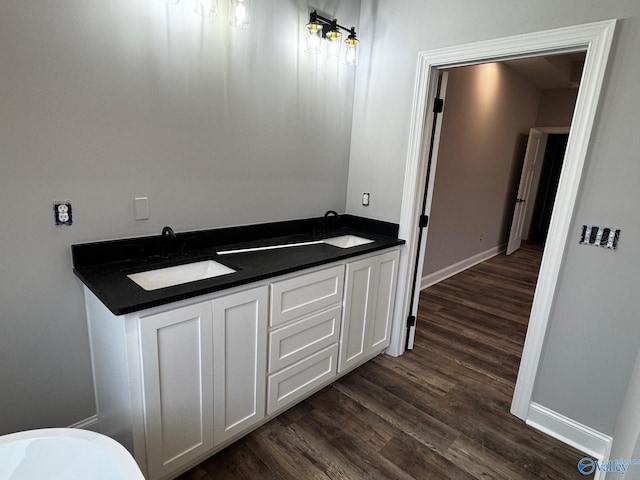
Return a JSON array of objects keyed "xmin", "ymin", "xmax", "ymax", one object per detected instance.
[
  {"xmin": 421, "ymin": 244, "xmax": 506, "ymax": 290},
  {"xmin": 527, "ymin": 402, "xmax": 612, "ymax": 479},
  {"xmin": 389, "ymin": 20, "xmax": 617, "ymax": 425}
]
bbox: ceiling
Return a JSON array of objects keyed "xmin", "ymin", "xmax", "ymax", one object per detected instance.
[{"xmin": 503, "ymin": 52, "xmax": 586, "ymax": 90}]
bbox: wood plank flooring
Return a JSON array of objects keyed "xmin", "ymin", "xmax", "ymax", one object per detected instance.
[{"xmin": 178, "ymin": 242, "xmax": 592, "ymax": 479}]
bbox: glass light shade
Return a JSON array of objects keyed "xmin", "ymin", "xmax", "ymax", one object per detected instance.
[
  {"xmin": 344, "ymin": 37, "xmax": 359, "ymax": 66},
  {"xmin": 195, "ymin": 0, "xmax": 218, "ymax": 16},
  {"xmin": 325, "ymin": 30, "xmax": 342, "ymax": 60},
  {"xmin": 306, "ymin": 22, "xmax": 323, "ymax": 54},
  {"xmin": 229, "ymin": 0, "xmax": 250, "ymax": 29}
]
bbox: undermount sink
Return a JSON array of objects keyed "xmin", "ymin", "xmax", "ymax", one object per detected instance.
[
  {"xmin": 127, "ymin": 260, "xmax": 236, "ymax": 291},
  {"xmin": 217, "ymin": 235, "xmax": 374, "ymax": 255},
  {"xmin": 322, "ymin": 235, "xmax": 374, "ymax": 248}
]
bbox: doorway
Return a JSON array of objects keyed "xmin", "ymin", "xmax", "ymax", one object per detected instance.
[
  {"xmin": 390, "ymin": 20, "xmax": 616, "ymax": 421},
  {"xmin": 415, "ymin": 56, "xmax": 580, "ymax": 427},
  {"xmin": 527, "ymin": 133, "xmax": 569, "ymax": 243}
]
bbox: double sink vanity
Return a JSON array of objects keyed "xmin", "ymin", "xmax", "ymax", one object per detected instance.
[{"xmin": 73, "ymin": 214, "xmax": 404, "ymax": 480}]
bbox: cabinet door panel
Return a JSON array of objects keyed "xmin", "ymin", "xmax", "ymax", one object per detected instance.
[
  {"xmin": 339, "ymin": 249, "xmax": 400, "ymax": 374},
  {"xmin": 139, "ymin": 302, "xmax": 214, "ymax": 480},
  {"xmin": 213, "ymin": 286, "xmax": 268, "ymax": 445},
  {"xmin": 269, "ymin": 305, "xmax": 341, "ymax": 373},
  {"xmin": 270, "ymin": 265, "xmax": 344, "ymax": 327},
  {"xmin": 369, "ymin": 250, "xmax": 400, "ymax": 351},
  {"xmin": 339, "ymin": 259, "xmax": 374, "ymax": 373}
]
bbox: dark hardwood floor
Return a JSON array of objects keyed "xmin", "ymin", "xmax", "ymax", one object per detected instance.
[{"xmin": 179, "ymin": 242, "xmax": 592, "ymax": 479}]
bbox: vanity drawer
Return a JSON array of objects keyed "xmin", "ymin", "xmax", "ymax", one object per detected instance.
[
  {"xmin": 268, "ymin": 305, "xmax": 341, "ymax": 373},
  {"xmin": 267, "ymin": 343, "xmax": 339, "ymax": 415},
  {"xmin": 270, "ymin": 265, "xmax": 344, "ymax": 327}
]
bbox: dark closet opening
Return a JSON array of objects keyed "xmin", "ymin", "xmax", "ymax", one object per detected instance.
[{"xmin": 529, "ymin": 133, "xmax": 569, "ymax": 242}]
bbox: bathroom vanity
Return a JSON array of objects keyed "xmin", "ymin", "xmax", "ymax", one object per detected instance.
[{"xmin": 73, "ymin": 215, "xmax": 403, "ymax": 480}]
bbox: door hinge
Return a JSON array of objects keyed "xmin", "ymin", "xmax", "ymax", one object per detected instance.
[
  {"xmin": 433, "ymin": 97, "xmax": 444, "ymax": 113},
  {"xmin": 419, "ymin": 214, "xmax": 429, "ymax": 228},
  {"xmin": 406, "ymin": 315, "xmax": 416, "ymax": 328}
]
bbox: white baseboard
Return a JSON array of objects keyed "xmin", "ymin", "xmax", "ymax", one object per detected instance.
[
  {"xmin": 527, "ymin": 402, "xmax": 612, "ymax": 479},
  {"xmin": 68, "ymin": 415, "xmax": 100, "ymax": 431},
  {"xmin": 420, "ymin": 244, "xmax": 506, "ymax": 290}
]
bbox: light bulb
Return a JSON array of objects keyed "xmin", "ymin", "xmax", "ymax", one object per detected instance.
[
  {"xmin": 345, "ymin": 35, "xmax": 359, "ymax": 66},
  {"xmin": 195, "ymin": 0, "xmax": 218, "ymax": 16},
  {"xmin": 306, "ymin": 22, "xmax": 323, "ymax": 54},
  {"xmin": 325, "ymin": 30, "xmax": 342, "ymax": 60},
  {"xmin": 230, "ymin": 0, "xmax": 250, "ymax": 29},
  {"xmin": 235, "ymin": 4, "xmax": 246, "ymax": 23}
]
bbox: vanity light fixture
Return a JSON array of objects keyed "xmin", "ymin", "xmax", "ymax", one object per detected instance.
[
  {"xmin": 306, "ymin": 10, "xmax": 359, "ymax": 65},
  {"xmin": 229, "ymin": 0, "xmax": 250, "ymax": 28},
  {"xmin": 160, "ymin": 0, "xmax": 251, "ymax": 27},
  {"xmin": 194, "ymin": 0, "xmax": 218, "ymax": 17}
]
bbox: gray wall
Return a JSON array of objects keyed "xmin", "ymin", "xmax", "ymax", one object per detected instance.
[
  {"xmin": 346, "ymin": 0, "xmax": 640, "ymax": 436},
  {"xmin": 0, "ymin": 0, "xmax": 360, "ymax": 434},
  {"xmin": 422, "ymin": 63, "xmax": 540, "ymax": 276},
  {"xmin": 611, "ymin": 347, "xmax": 640, "ymax": 476},
  {"xmin": 422, "ymin": 68, "xmax": 578, "ymax": 280}
]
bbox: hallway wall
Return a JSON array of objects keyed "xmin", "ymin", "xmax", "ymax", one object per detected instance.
[{"xmin": 422, "ymin": 63, "xmax": 540, "ymax": 278}]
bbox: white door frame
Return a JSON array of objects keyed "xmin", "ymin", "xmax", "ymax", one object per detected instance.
[{"xmin": 387, "ymin": 19, "xmax": 616, "ymax": 420}]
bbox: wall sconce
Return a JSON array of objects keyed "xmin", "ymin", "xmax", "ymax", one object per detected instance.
[{"xmin": 306, "ymin": 10, "xmax": 359, "ymax": 65}]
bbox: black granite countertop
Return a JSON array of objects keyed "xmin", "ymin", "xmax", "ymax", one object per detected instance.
[{"xmin": 72, "ymin": 215, "xmax": 404, "ymax": 315}]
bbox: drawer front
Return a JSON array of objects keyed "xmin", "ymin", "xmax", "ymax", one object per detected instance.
[
  {"xmin": 269, "ymin": 305, "xmax": 341, "ymax": 373},
  {"xmin": 267, "ymin": 343, "xmax": 339, "ymax": 415},
  {"xmin": 270, "ymin": 265, "xmax": 345, "ymax": 327}
]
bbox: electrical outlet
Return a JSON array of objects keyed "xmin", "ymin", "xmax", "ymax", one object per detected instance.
[
  {"xmin": 362, "ymin": 192, "xmax": 370, "ymax": 207},
  {"xmin": 54, "ymin": 201, "xmax": 73, "ymax": 226}
]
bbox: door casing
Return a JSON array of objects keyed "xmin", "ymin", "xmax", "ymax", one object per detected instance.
[{"xmin": 387, "ymin": 19, "xmax": 617, "ymax": 420}]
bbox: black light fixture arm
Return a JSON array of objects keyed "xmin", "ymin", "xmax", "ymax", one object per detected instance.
[{"xmin": 309, "ymin": 10, "xmax": 357, "ymax": 39}]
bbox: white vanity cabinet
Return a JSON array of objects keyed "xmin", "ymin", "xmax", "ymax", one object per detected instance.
[
  {"xmin": 339, "ymin": 249, "xmax": 400, "ymax": 373},
  {"xmin": 84, "ymin": 247, "xmax": 400, "ymax": 480}
]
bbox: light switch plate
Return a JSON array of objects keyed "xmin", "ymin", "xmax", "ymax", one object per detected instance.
[{"xmin": 134, "ymin": 197, "xmax": 150, "ymax": 220}]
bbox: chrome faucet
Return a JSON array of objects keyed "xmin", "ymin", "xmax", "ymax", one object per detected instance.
[{"xmin": 161, "ymin": 226, "xmax": 176, "ymax": 259}]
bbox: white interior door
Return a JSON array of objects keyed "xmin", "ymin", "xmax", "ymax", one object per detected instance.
[
  {"xmin": 406, "ymin": 70, "xmax": 449, "ymax": 350},
  {"xmin": 506, "ymin": 127, "xmax": 570, "ymax": 254},
  {"xmin": 506, "ymin": 129, "xmax": 544, "ymax": 255}
]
